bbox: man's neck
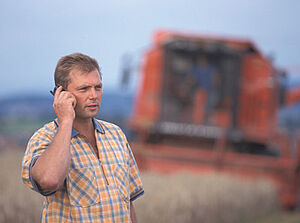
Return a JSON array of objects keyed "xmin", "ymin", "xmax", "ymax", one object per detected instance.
[
  {"xmin": 73, "ymin": 117, "xmax": 98, "ymax": 156},
  {"xmin": 73, "ymin": 117, "xmax": 94, "ymax": 135}
]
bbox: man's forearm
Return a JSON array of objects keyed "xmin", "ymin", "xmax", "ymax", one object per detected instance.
[
  {"xmin": 130, "ymin": 202, "xmax": 138, "ymax": 223},
  {"xmin": 31, "ymin": 120, "xmax": 73, "ymax": 192}
]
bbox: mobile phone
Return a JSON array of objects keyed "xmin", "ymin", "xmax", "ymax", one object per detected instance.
[{"xmin": 50, "ymin": 86, "xmax": 65, "ymax": 96}]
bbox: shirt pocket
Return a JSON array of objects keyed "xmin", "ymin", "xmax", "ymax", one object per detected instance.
[
  {"xmin": 113, "ymin": 163, "xmax": 130, "ymax": 203},
  {"xmin": 67, "ymin": 167, "xmax": 100, "ymax": 207}
]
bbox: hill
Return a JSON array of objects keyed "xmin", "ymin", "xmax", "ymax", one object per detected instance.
[
  {"xmin": 0, "ymin": 91, "xmax": 134, "ymax": 147},
  {"xmin": 0, "ymin": 90, "xmax": 300, "ymax": 147},
  {"xmin": 0, "ymin": 90, "xmax": 133, "ymax": 122}
]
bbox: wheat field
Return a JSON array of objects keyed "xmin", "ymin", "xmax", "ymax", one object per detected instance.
[
  {"xmin": 0, "ymin": 149, "xmax": 43, "ymax": 223},
  {"xmin": 135, "ymin": 171, "xmax": 278, "ymax": 223},
  {"xmin": 1, "ymin": 149, "xmax": 300, "ymax": 223}
]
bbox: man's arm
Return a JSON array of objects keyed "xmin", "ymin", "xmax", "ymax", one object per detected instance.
[
  {"xmin": 31, "ymin": 87, "xmax": 76, "ymax": 193},
  {"xmin": 130, "ymin": 202, "xmax": 137, "ymax": 223}
]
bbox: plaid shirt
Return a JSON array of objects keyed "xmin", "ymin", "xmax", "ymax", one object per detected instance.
[{"xmin": 22, "ymin": 118, "xmax": 144, "ymax": 223}]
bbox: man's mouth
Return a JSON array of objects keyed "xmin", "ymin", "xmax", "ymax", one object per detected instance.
[{"xmin": 86, "ymin": 104, "xmax": 99, "ymax": 109}]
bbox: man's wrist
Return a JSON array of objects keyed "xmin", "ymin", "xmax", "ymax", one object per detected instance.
[{"xmin": 59, "ymin": 119, "xmax": 74, "ymax": 128}]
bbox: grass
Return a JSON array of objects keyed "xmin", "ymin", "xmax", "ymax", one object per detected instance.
[{"xmin": 1, "ymin": 149, "xmax": 300, "ymax": 223}]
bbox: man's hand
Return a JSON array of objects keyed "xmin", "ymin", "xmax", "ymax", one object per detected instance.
[
  {"xmin": 31, "ymin": 86, "xmax": 75, "ymax": 193},
  {"xmin": 53, "ymin": 86, "xmax": 76, "ymax": 123},
  {"xmin": 130, "ymin": 202, "xmax": 138, "ymax": 223}
]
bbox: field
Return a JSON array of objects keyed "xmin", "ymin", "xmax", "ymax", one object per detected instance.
[{"xmin": 1, "ymin": 149, "xmax": 300, "ymax": 223}]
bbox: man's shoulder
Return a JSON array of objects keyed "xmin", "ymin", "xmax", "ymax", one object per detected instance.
[
  {"xmin": 31, "ymin": 120, "xmax": 58, "ymax": 139},
  {"xmin": 25, "ymin": 120, "xmax": 57, "ymax": 149},
  {"xmin": 39, "ymin": 120, "xmax": 58, "ymax": 131},
  {"xmin": 94, "ymin": 119, "xmax": 129, "ymax": 146},
  {"xmin": 94, "ymin": 119, "xmax": 121, "ymax": 131},
  {"xmin": 94, "ymin": 119, "xmax": 127, "ymax": 138}
]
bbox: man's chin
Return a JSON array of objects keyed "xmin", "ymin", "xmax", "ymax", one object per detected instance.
[
  {"xmin": 87, "ymin": 111, "xmax": 99, "ymax": 118},
  {"xmin": 76, "ymin": 110, "xmax": 99, "ymax": 120}
]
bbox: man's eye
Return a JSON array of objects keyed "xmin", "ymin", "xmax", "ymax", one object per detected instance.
[{"xmin": 96, "ymin": 86, "xmax": 102, "ymax": 90}]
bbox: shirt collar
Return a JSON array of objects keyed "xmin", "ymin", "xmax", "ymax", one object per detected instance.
[
  {"xmin": 54, "ymin": 118, "xmax": 105, "ymax": 138},
  {"xmin": 92, "ymin": 118, "xmax": 105, "ymax": 134}
]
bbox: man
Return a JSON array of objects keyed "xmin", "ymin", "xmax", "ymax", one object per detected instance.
[
  {"xmin": 22, "ymin": 53, "xmax": 144, "ymax": 222},
  {"xmin": 192, "ymin": 56, "xmax": 219, "ymax": 124}
]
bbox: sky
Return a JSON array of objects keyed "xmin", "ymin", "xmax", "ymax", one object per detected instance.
[{"xmin": 0, "ymin": 0, "xmax": 300, "ymax": 98}]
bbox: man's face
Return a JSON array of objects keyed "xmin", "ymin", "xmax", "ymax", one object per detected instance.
[{"xmin": 67, "ymin": 69, "xmax": 103, "ymax": 120}]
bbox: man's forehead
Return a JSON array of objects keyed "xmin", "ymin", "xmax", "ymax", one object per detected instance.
[
  {"xmin": 67, "ymin": 69, "xmax": 102, "ymax": 89},
  {"xmin": 70, "ymin": 68, "xmax": 98, "ymax": 76},
  {"xmin": 69, "ymin": 69, "xmax": 101, "ymax": 80}
]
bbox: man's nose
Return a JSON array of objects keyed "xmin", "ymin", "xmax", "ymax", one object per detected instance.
[{"xmin": 89, "ymin": 88, "xmax": 97, "ymax": 99}]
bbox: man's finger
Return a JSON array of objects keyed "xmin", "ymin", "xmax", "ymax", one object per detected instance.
[{"xmin": 54, "ymin": 86, "xmax": 64, "ymax": 101}]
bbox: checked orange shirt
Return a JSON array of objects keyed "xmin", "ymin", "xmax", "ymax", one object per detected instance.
[{"xmin": 22, "ymin": 118, "xmax": 144, "ymax": 223}]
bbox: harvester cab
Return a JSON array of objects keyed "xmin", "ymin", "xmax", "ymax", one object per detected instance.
[{"xmin": 130, "ymin": 31, "xmax": 280, "ymax": 153}]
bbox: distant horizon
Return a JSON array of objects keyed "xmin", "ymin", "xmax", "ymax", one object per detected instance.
[{"xmin": 1, "ymin": 77, "xmax": 299, "ymax": 100}]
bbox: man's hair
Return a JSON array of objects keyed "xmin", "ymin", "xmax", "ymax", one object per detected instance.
[{"xmin": 54, "ymin": 53, "xmax": 101, "ymax": 89}]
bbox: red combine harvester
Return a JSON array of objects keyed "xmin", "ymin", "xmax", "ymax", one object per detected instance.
[{"xmin": 128, "ymin": 30, "xmax": 300, "ymax": 209}]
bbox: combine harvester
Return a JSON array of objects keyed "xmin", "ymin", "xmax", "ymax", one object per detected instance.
[{"xmin": 128, "ymin": 30, "xmax": 300, "ymax": 209}]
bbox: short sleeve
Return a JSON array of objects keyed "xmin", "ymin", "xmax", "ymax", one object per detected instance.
[
  {"xmin": 21, "ymin": 122, "xmax": 56, "ymax": 195},
  {"xmin": 126, "ymin": 142, "xmax": 144, "ymax": 202},
  {"xmin": 112, "ymin": 124, "xmax": 144, "ymax": 202}
]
